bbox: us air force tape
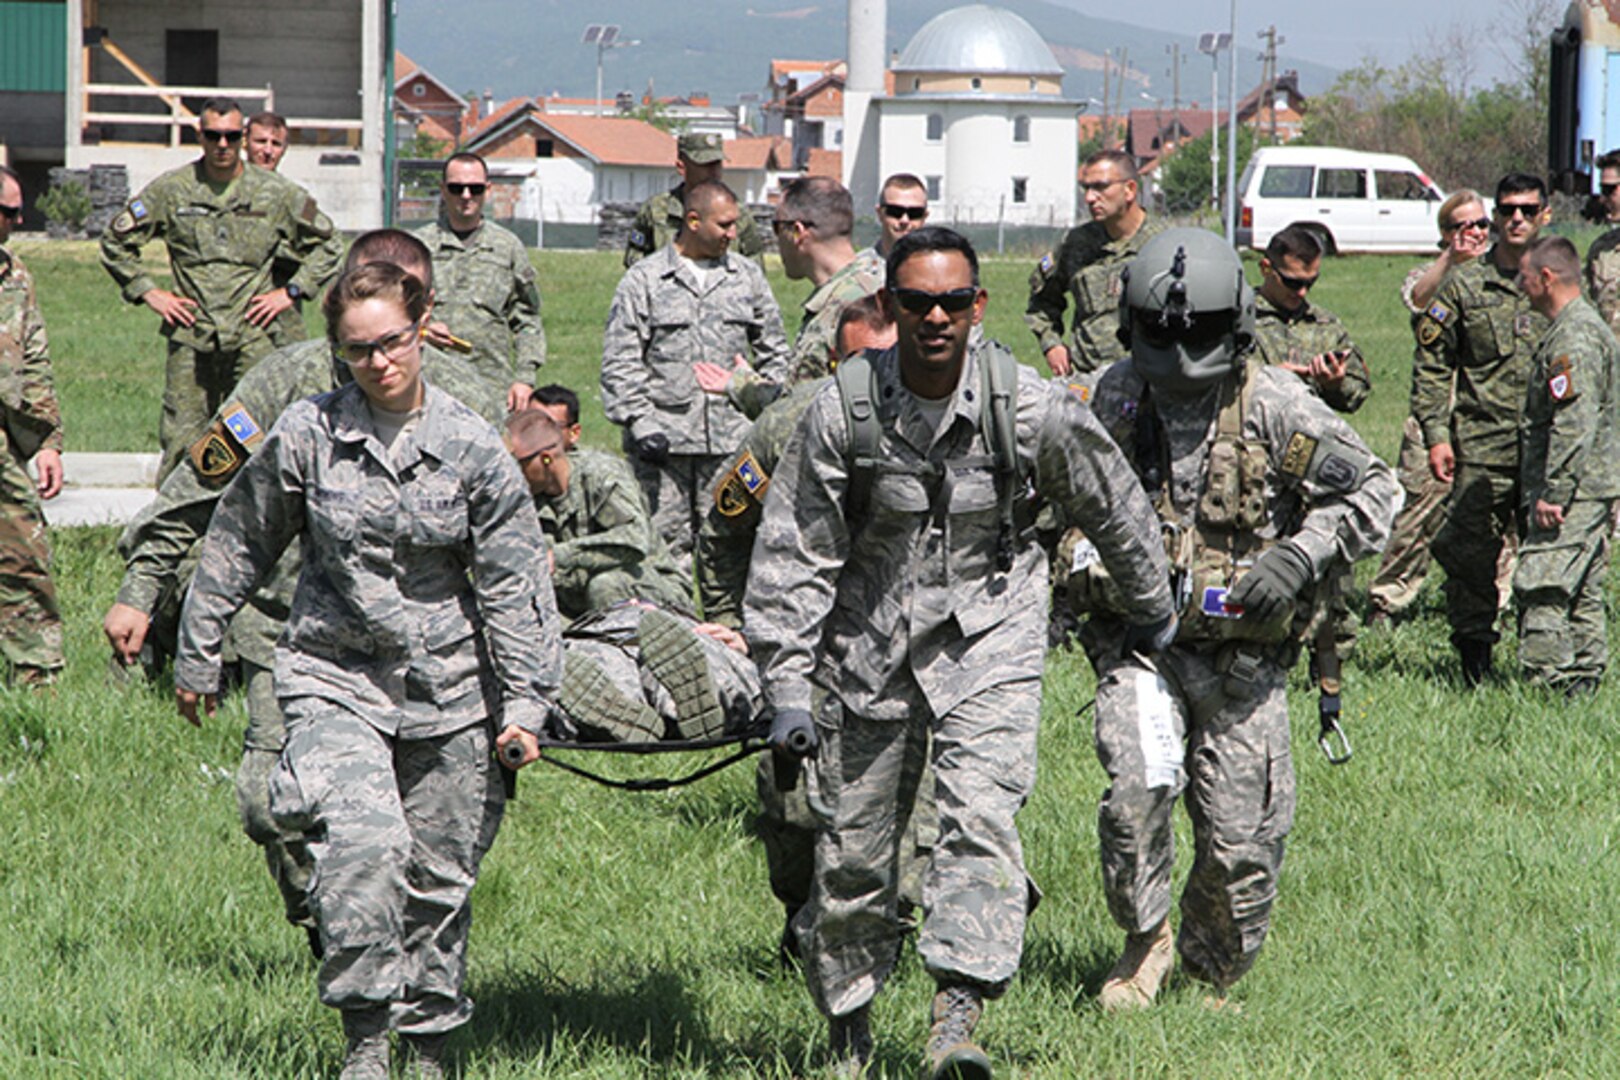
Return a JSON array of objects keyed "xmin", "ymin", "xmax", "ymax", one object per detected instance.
[{"xmin": 714, "ymin": 449, "xmax": 769, "ymax": 517}]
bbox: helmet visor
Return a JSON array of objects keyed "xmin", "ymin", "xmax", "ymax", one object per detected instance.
[{"xmin": 1132, "ymin": 308, "xmax": 1236, "ymax": 351}]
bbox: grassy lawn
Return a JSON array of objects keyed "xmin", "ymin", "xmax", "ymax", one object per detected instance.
[{"xmin": 3, "ymin": 239, "xmax": 1618, "ymax": 1077}]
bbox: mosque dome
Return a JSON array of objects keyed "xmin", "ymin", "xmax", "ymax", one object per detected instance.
[{"xmin": 893, "ymin": 5, "xmax": 1064, "ymax": 77}]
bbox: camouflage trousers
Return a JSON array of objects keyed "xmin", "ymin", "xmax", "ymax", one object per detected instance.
[
  {"xmin": 555, "ymin": 565, "xmax": 692, "ymax": 623},
  {"xmin": 797, "ymin": 679, "xmax": 1038, "ymax": 1018},
  {"xmin": 0, "ymin": 449, "xmax": 62, "ymax": 679},
  {"xmin": 1434, "ymin": 464, "xmax": 1518, "ymax": 644},
  {"xmin": 1367, "ymin": 417, "xmax": 1450, "ymax": 616},
  {"xmin": 1091, "ymin": 642, "xmax": 1295, "ymax": 989},
  {"xmin": 1513, "ymin": 499, "xmax": 1612, "ymax": 686},
  {"xmin": 755, "ymin": 714, "xmax": 937, "ymax": 918},
  {"xmin": 238, "ymin": 662, "xmax": 314, "ymax": 927},
  {"xmin": 269, "ymin": 698, "xmax": 504, "ymax": 1035},
  {"xmin": 159, "ymin": 336, "xmax": 274, "ymax": 482},
  {"xmin": 628, "ymin": 452, "xmax": 725, "ymax": 575}
]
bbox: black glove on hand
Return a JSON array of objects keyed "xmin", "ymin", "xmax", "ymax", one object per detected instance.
[
  {"xmin": 634, "ymin": 432, "xmax": 670, "ymax": 465},
  {"xmin": 1121, "ymin": 612, "xmax": 1178, "ymax": 656},
  {"xmin": 769, "ymin": 708, "xmax": 817, "ymax": 759},
  {"xmin": 1228, "ymin": 542, "xmax": 1313, "ymax": 624}
]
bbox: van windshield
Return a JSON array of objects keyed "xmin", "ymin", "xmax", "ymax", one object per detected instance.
[{"xmin": 1259, "ymin": 165, "xmax": 1312, "ymax": 198}]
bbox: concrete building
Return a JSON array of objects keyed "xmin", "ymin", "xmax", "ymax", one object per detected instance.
[
  {"xmin": 845, "ymin": 5, "xmax": 1082, "ymax": 229},
  {"xmin": 0, "ymin": 1, "xmax": 389, "ymax": 230}
]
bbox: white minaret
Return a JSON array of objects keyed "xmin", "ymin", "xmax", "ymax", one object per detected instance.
[{"xmin": 843, "ymin": 0, "xmax": 885, "ymax": 208}]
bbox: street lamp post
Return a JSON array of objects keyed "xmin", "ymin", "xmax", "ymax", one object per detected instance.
[
  {"xmin": 1197, "ymin": 31, "xmax": 1231, "ymax": 213},
  {"xmin": 582, "ymin": 24, "xmax": 639, "ymax": 117}
]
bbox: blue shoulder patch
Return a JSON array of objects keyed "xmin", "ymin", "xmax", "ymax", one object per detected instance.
[
  {"xmin": 221, "ymin": 403, "xmax": 262, "ymax": 447},
  {"xmin": 130, "ymin": 199, "xmax": 148, "ymax": 221},
  {"xmin": 1426, "ymin": 302, "xmax": 1451, "ymax": 324}
]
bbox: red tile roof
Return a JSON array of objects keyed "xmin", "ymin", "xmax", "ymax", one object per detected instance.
[
  {"xmin": 806, "ymin": 148, "xmax": 842, "ymax": 178},
  {"xmin": 526, "ymin": 114, "xmax": 676, "ymax": 167},
  {"xmin": 726, "ymin": 135, "xmax": 790, "ymax": 170}
]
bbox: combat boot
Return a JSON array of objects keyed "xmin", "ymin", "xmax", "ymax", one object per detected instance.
[
  {"xmin": 558, "ymin": 651, "xmax": 663, "ymax": 742},
  {"xmin": 924, "ymin": 983, "xmax": 991, "ymax": 1080},
  {"xmin": 338, "ymin": 1006, "xmax": 391, "ymax": 1080},
  {"xmin": 1455, "ymin": 637, "xmax": 1493, "ymax": 687},
  {"xmin": 639, "ymin": 607, "xmax": 726, "ymax": 738},
  {"xmin": 828, "ymin": 1004, "xmax": 873, "ymax": 1078},
  {"xmin": 401, "ymin": 1031, "xmax": 450, "ymax": 1079},
  {"xmin": 1097, "ymin": 917, "xmax": 1174, "ymax": 1012}
]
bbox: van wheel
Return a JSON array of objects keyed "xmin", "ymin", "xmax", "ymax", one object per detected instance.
[{"xmin": 1290, "ymin": 221, "xmax": 1338, "ymax": 256}]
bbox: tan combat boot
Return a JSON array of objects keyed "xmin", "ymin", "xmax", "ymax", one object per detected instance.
[
  {"xmin": 1098, "ymin": 917, "xmax": 1174, "ymax": 1012},
  {"xmin": 338, "ymin": 1006, "xmax": 391, "ymax": 1080},
  {"xmin": 924, "ymin": 984, "xmax": 992, "ymax": 1080},
  {"xmin": 828, "ymin": 1004, "xmax": 873, "ymax": 1078}
]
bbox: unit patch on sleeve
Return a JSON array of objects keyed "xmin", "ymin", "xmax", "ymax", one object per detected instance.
[
  {"xmin": 1548, "ymin": 354, "xmax": 1577, "ymax": 403},
  {"xmin": 1417, "ymin": 301, "xmax": 1451, "ymax": 347},
  {"xmin": 715, "ymin": 449, "xmax": 771, "ymax": 518},
  {"xmin": 221, "ymin": 403, "xmax": 264, "ymax": 450},
  {"xmin": 1280, "ymin": 432, "xmax": 1318, "ymax": 479}
]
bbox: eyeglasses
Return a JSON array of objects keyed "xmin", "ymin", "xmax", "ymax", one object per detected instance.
[
  {"xmin": 1443, "ymin": 216, "xmax": 1491, "ymax": 233},
  {"xmin": 334, "ymin": 321, "xmax": 421, "ymax": 367},
  {"xmin": 444, "ymin": 182, "xmax": 487, "ymax": 197},
  {"xmin": 1495, "ymin": 202, "xmax": 1543, "ymax": 219},
  {"xmin": 892, "ymin": 287, "xmax": 979, "ymax": 315},
  {"xmin": 0, "ymin": 203, "xmax": 20, "ymax": 220},
  {"xmin": 881, "ymin": 203, "xmax": 928, "ymax": 221},
  {"xmin": 1273, "ymin": 270, "xmax": 1319, "ymax": 292},
  {"xmin": 200, "ymin": 128, "xmax": 244, "ymax": 144},
  {"xmin": 1603, "ymin": 182, "xmax": 1620, "ymax": 196},
  {"xmin": 1081, "ymin": 179, "xmax": 1127, "ymax": 193},
  {"xmin": 773, "ymin": 218, "xmax": 814, "ymax": 233}
]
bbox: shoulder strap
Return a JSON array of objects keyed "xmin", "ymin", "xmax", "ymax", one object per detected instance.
[
  {"xmin": 979, "ymin": 344, "xmax": 1023, "ymax": 571},
  {"xmin": 835, "ymin": 350, "xmax": 883, "ymax": 522}
]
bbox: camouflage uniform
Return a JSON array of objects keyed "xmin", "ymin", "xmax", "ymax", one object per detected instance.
[
  {"xmin": 0, "ymin": 246, "xmax": 64, "ymax": 680},
  {"xmin": 1025, "ymin": 215, "xmax": 1167, "ymax": 375},
  {"xmin": 1368, "ymin": 262, "xmax": 1458, "ymax": 618},
  {"xmin": 117, "ymin": 340, "xmax": 504, "ymax": 929},
  {"xmin": 622, "ymin": 185, "xmax": 766, "ymax": 268},
  {"xmin": 100, "ymin": 161, "xmax": 343, "ymax": 479},
  {"xmin": 746, "ymin": 346, "xmax": 1173, "ymax": 1018},
  {"xmin": 1412, "ymin": 251, "xmax": 1549, "ymax": 647},
  {"xmin": 1084, "ymin": 359, "xmax": 1398, "ymax": 987},
  {"xmin": 175, "ymin": 381, "xmax": 560, "ymax": 1034},
  {"xmin": 1514, "ymin": 295, "xmax": 1620, "ymax": 686},
  {"xmin": 415, "ymin": 215, "xmax": 546, "ymax": 392},
  {"xmin": 1583, "ymin": 225, "xmax": 1620, "ymax": 336},
  {"xmin": 601, "ymin": 242, "xmax": 788, "ymax": 568},
  {"xmin": 537, "ymin": 447, "xmax": 693, "ymax": 619}
]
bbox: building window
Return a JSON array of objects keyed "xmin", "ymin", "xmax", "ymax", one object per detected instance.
[
  {"xmin": 913, "ymin": 77, "xmax": 921, "ymax": 91},
  {"xmin": 412, "ymin": 82, "xmax": 426, "ymax": 98},
  {"xmin": 1013, "ymin": 115, "xmax": 1030, "ymax": 143},
  {"xmin": 536, "ymin": 139, "xmax": 554, "ymax": 158},
  {"xmin": 1029, "ymin": 77, "xmax": 1037, "ymax": 91},
  {"xmin": 926, "ymin": 175, "xmax": 941, "ymax": 200},
  {"xmin": 1012, "ymin": 177, "xmax": 1027, "ymax": 204},
  {"xmin": 926, "ymin": 113, "xmax": 944, "ymax": 141},
  {"xmin": 971, "ymin": 77, "xmax": 982, "ymax": 90}
]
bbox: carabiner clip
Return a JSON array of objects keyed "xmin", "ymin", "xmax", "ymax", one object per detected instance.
[{"xmin": 1316, "ymin": 694, "xmax": 1352, "ymax": 765}]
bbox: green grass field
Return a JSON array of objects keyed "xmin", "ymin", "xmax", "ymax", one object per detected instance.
[{"xmin": 4, "ymin": 240, "xmax": 1619, "ymax": 1077}]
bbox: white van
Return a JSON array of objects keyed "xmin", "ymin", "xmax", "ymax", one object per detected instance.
[{"xmin": 1234, "ymin": 146, "xmax": 1445, "ymax": 254}]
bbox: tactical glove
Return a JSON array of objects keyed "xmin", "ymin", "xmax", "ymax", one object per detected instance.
[
  {"xmin": 1227, "ymin": 542, "xmax": 1313, "ymax": 624},
  {"xmin": 1121, "ymin": 612, "xmax": 1178, "ymax": 656},
  {"xmin": 768, "ymin": 707, "xmax": 817, "ymax": 759},
  {"xmin": 634, "ymin": 432, "xmax": 670, "ymax": 464}
]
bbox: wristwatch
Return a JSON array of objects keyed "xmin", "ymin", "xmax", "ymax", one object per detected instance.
[{"xmin": 285, "ymin": 282, "xmax": 304, "ymax": 301}]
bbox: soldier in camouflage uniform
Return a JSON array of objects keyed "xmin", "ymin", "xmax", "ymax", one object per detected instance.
[
  {"xmin": 623, "ymin": 131, "xmax": 765, "ymax": 268},
  {"xmin": 416, "ymin": 152, "xmax": 546, "ymax": 412},
  {"xmin": 747, "ymin": 228, "xmax": 1174, "ymax": 1078},
  {"xmin": 602, "ymin": 181, "xmax": 788, "ymax": 571},
  {"xmin": 174, "ymin": 262, "xmax": 559, "ymax": 1080},
  {"xmin": 697, "ymin": 176, "xmax": 885, "ymax": 420},
  {"xmin": 505, "ymin": 408, "xmax": 692, "ymax": 619},
  {"xmin": 1026, "ymin": 148, "xmax": 1166, "ymax": 380},
  {"xmin": 100, "ymin": 97, "xmax": 343, "ymax": 480},
  {"xmin": 1583, "ymin": 150, "xmax": 1620, "ymax": 335},
  {"xmin": 0, "ymin": 167, "xmax": 65, "ymax": 686},
  {"xmin": 1412, "ymin": 174, "xmax": 1552, "ymax": 684},
  {"xmin": 854, "ymin": 173, "xmax": 930, "ymax": 272},
  {"xmin": 103, "ymin": 231, "xmax": 505, "ymax": 955},
  {"xmin": 1080, "ymin": 228, "xmax": 1397, "ymax": 1011},
  {"xmin": 1514, "ymin": 237, "xmax": 1620, "ymax": 694}
]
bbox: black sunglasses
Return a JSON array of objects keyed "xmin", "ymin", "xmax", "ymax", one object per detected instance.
[
  {"xmin": 0, "ymin": 203, "xmax": 20, "ymax": 219},
  {"xmin": 445, "ymin": 182, "xmax": 487, "ymax": 196},
  {"xmin": 1274, "ymin": 270, "xmax": 1318, "ymax": 292},
  {"xmin": 881, "ymin": 203, "xmax": 927, "ymax": 221},
  {"xmin": 773, "ymin": 218, "xmax": 815, "ymax": 233},
  {"xmin": 1603, "ymin": 182, "xmax": 1619, "ymax": 196},
  {"xmin": 201, "ymin": 128, "xmax": 244, "ymax": 144},
  {"xmin": 1495, "ymin": 202, "xmax": 1542, "ymax": 219},
  {"xmin": 1443, "ymin": 216, "xmax": 1491, "ymax": 233},
  {"xmin": 892, "ymin": 287, "xmax": 978, "ymax": 315}
]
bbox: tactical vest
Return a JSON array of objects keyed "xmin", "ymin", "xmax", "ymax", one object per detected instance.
[
  {"xmin": 1069, "ymin": 357, "xmax": 1297, "ymax": 644},
  {"xmin": 835, "ymin": 345, "xmax": 1027, "ymax": 571}
]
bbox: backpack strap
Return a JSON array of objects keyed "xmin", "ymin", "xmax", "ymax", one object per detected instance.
[
  {"xmin": 835, "ymin": 350, "xmax": 883, "ymax": 522},
  {"xmin": 979, "ymin": 343, "xmax": 1022, "ymax": 571}
]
